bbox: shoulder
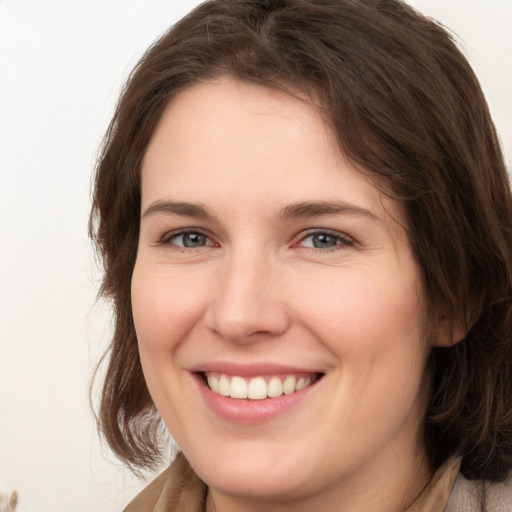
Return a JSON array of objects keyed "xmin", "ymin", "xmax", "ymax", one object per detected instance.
[{"xmin": 446, "ymin": 472, "xmax": 512, "ymax": 512}]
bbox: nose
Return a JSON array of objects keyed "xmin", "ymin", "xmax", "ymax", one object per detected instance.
[{"xmin": 204, "ymin": 249, "xmax": 291, "ymax": 343}]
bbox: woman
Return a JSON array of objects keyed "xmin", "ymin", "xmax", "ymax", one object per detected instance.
[{"xmin": 90, "ymin": 0, "xmax": 512, "ymax": 510}]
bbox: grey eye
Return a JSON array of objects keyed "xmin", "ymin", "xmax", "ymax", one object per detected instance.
[
  {"xmin": 170, "ymin": 232, "xmax": 209, "ymax": 247},
  {"xmin": 312, "ymin": 233, "xmax": 339, "ymax": 248},
  {"xmin": 303, "ymin": 233, "xmax": 340, "ymax": 249},
  {"xmin": 299, "ymin": 231, "xmax": 354, "ymax": 250}
]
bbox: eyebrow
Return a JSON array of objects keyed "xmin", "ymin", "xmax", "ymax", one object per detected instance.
[
  {"xmin": 142, "ymin": 200, "xmax": 215, "ymax": 220},
  {"xmin": 277, "ymin": 201, "xmax": 377, "ymax": 221},
  {"xmin": 142, "ymin": 199, "xmax": 378, "ymax": 223}
]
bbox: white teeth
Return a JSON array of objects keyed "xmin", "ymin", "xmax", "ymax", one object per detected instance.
[
  {"xmin": 207, "ymin": 374, "xmax": 219, "ymax": 392},
  {"xmin": 296, "ymin": 377, "xmax": 306, "ymax": 391},
  {"xmin": 247, "ymin": 377, "xmax": 267, "ymax": 400},
  {"xmin": 283, "ymin": 375, "xmax": 296, "ymax": 395},
  {"xmin": 219, "ymin": 374, "xmax": 231, "ymax": 396},
  {"xmin": 267, "ymin": 376, "xmax": 283, "ymax": 397},
  {"xmin": 296, "ymin": 377, "xmax": 312, "ymax": 390},
  {"xmin": 230, "ymin": 376, "xmax": 248, "ymax": 399},
  {"xmin": 205, "ymin": 373, "xmax": 317, "ymax": 400}
]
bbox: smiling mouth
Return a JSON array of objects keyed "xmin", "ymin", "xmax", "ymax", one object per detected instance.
[{"xmin": 202, "ymin": 372, "xmax": 323, "ymax": 400}]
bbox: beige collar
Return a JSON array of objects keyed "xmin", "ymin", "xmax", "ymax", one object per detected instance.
[
  {"xmin": 124, "ymin": 452, "xmax": 206, "ymax": 512},
  {"xmin": 406, "ymin": 456, "xmax": 461, "ymax": 512}
]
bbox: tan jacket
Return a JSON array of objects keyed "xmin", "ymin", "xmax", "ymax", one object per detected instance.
[{"xmin": 124, "ymin": 453, "xmax": 512, "ymax": 512}]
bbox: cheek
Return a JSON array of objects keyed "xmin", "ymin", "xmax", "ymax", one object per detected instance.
[
  {"xmin": 303, "ymin": 271, "xmax": 429, "ymax": 436},
  {"xmin": 303, "ymin": 269, "xmax": 421, "ymax": 334},
  {"xmin": 130, "ymin": 262, "xmax": 206, "ymax": 421},
  {"xmin": 294, "ymin": 265, "xmax": 428, "ymax": 382},
  {"xmin": 131, "ymin": 262, "xmax": 210, "ymax": 352}
]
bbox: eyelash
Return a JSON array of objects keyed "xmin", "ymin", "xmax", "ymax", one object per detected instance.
[{"xmin": 162, "ymin": 229, "xmax": 354, "ymax": 252}]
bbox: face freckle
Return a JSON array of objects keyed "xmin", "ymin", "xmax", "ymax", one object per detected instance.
[{"xmin": 131, "ymin": 77, "xmax": 433, "ymax": 511}]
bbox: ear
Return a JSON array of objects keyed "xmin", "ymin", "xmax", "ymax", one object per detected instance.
[
  {"xmin": 432, "ymin": 300, "xmax": 483, "ymax": 347},
  {"xmin": 431, "ymin": 317, "xmax": 468, "ymax": 347}
]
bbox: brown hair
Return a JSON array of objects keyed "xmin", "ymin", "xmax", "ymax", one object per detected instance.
[{"xmin": 90, "ymin": 0, "xmax": 512, "ymax": 482}]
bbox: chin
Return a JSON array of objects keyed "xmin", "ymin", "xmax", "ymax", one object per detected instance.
[{"xmin": 187, "ymin": 443, "xmax": 313, "ymax": 501}]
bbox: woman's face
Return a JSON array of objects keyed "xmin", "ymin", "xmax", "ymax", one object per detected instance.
[{"xmin": 132, "ymin": 78, "xmax": 435, "ymax": 509}]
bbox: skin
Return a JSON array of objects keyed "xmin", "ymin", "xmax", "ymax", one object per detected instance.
[{"xmin": 132, "ymin": 78, "xmax": 453, "ymax": 512}]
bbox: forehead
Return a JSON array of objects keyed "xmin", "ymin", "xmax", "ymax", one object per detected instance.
[
  {"xmin": 143, "ymin": 78, "xmax": 338, "ymax": 181},
  {"xmin": 141, "ymin": 78, "xmax": 407, "ymax": 235}
]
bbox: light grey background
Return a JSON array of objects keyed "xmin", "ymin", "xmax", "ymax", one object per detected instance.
[{"xmin": 0, "ymin": 1, "xmax": 510, "ymax": 511}]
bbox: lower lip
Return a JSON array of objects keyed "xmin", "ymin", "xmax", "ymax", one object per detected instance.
[{"xmin": 193, "ymin": 374, "xmax": 320, "ymax": 424}]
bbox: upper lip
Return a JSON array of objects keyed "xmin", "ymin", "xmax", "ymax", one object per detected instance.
[{"xmin": 188, "ymin": 361, "xmax": 324, "ymax": 377}]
